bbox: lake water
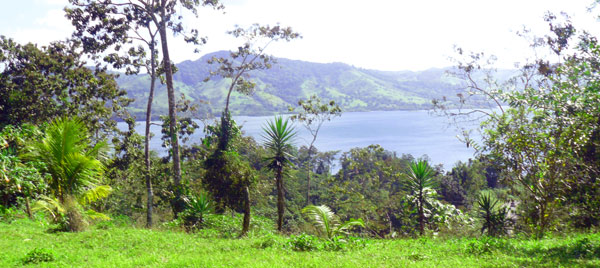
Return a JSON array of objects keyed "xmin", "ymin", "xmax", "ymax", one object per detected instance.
[{"xmin": 119, "ymin": 110, "xmax": 477, "ymax": 171}]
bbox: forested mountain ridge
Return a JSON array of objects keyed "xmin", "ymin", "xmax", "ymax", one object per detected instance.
[{"xmin": 118, "ymin": 50, "xmax": 467, "ymax": 118}]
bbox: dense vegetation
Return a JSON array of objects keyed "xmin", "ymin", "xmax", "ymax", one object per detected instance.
[{"xmin": 1, "ymin": 1, "xmax": 600, "ymax": 267}]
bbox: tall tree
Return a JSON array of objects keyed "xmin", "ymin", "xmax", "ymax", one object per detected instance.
[
  {"xmin": 0, "ymin": 37, "xmax": 130, "ymax": 135},
  {"xmin": 290, "ymin": 95, "xmax": 341, "ymax": 206},
  {"xmin": 263, "ymin": 116, "xmax": 297, "ymax": 231},
  {"xmin": 66, "ymin": 0, "xmax": 223, "ymax": 217},
  {"xmin": 203, "ymin": 23, "xmax": 299, "ymax": 234},
  {"xmin": 433, "ymin": 13, "xmax": 600, "ymax": 237}
]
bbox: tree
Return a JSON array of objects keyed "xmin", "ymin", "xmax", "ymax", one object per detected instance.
[
  {"xmin": 301, "ymin": 205, "xmax": 364, "ymax": 240},
  {"xmin": 0, "ymin": 37, "xmax": 130, "ymax": 135},
  {"xmin": 0, "ymin": 124, "xmax": 48, "ymax": 218},
  {"xmin": 290, "ymin": 95, "xmax": 341, "ymax": 206},
  {"xmin": 329, "ymin": 145, "xmax": 408, "ymax": 237},
  {"xmin": 263, "ymin": 116, "xmax": 297, "ymax": 231},
  {"xmin": 27, "ymin": 117, "xmax": 111, "ymax": 231},
  {"xmin": 202, "ymin": 114, "xmax": 255, "ymax": 236},
  {"xmin": 406, "ymin": 160, "xmax": 436, "ymax": 235},
  {"xmin": 202, "ymin": 23, "xmax": 298, "ymax": 234},
  {"xmin": 66, "ymin": 0, "xmax": 224, "ymax": 217},
  {"xmin": 433, "ymin": 14, "xmax": 600, "ymax": 237}
]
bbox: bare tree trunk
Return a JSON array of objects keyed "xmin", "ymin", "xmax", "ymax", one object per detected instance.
[
  {"xmin": 305, "ymin": 138, "xmax": 317, "ymax": 206},
  {"xmin": 158, "ymin": 11, "xmax": 184, "ymax": 217},
  {"xmin": 240, "ymin": 186, "xmax": 251, "ymax": 237},
  {"xmin": 276, "ymin": 168, "xmax": 285, "ymax": 232},
  {"xmin": 144, "ymin": 40, "xmax": 157, "ymax": 228},
  {"xmin": 25, "ymin": 196, "xmax": 32, "ymax": 219},
  {"xmin": 418, "ymin": 191, "xmax": 425, "ymax": 235}
]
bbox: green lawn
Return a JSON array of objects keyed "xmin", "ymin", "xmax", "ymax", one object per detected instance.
[{"xmin": 1, "ymin": 219, "xmax": 599, "ymax": 267}]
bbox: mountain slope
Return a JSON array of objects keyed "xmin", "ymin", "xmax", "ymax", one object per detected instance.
[{"xmin": 117, "ymin": 51, "xmax": 464, "ymax": 118}]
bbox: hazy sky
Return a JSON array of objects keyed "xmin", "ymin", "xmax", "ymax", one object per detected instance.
[{"xmin": 1, "ymin": 0, "xmax": 598, "ymax": 71}]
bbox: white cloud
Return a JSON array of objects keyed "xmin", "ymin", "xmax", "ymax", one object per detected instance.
[{"xmin": 5, "ymin": 0, "xmax": 600, "ymax": 70}]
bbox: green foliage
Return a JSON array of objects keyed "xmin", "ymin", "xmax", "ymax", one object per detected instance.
[
  {"xmin": 406, "ymin": 160, "xmax": 436, "ymax": 235},
  {"xmin": 301, "ymin": 205, "xmax": 364, "ymax": 240},
  {"xmin": 263, "ymin": 116, "xmax": 297, "ymax": 231},
  {"xmin": 328, "ymin": 145, "xmax": 410, "ymax": 237},
  {"xmin": 477, "ymin": 191, "xmax": 510, "ymax": 237},
  {"xmin": 286, "ymin": 233, "xmax": 321, "ymax": 251},
  {"xmin": 0, "ymin": 37, "xmax": 130, "ymax": 135},
  {"xmin": 203, "ymin": 114, "xmax": 255, "ymax": 215},
  {"xmin": 180, "ymin": 192, "xmax": 213, "ymax": 231},
  {"xmin": 26, "ymin": 118, "xmax": 112, "ymax": 231},
  {"xmin": 21, "ymin": 248, "xmax": 55, "ymax": 265}
]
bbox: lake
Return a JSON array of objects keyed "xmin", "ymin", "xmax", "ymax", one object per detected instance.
[{"xmin": 119, "ymin": 110, "xmax": 478, "ymax": 171}]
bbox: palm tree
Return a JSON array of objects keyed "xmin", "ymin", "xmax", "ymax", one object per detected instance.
[
  {"xmin": 406, "ymin": 160, "xmax": 435, "ymax": 235},
  {"xmin": 302, "ymin": 205, "xmax": 364, "ymax": 240},
  {"xmin": 27, "ymin": 117, "xmax": 110, "ymax": 231},
  {"xmin": 263, "ymin": 116, "xmax": 297, "ymax": 231}
]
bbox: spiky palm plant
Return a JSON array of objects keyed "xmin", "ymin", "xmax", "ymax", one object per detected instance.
[
  {"xmin": 27, "ymin": 118, "xmax": 111, "ymax": 231},
  {"xmin": 263, "ymin": 116, "xmax": 297, "ymax": 231},
  {"xmin": 477, "ymin": 191, "xmax": 510, "ymax": 237},
  {"xmin": 406, "ymin": 160, "xmax": 436, "ymax": 235},
  {"xmin": 302, "ymin": 205, "xmax": 364, "ymax": 240}
]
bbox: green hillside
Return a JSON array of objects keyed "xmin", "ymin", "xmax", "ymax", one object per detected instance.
[{"xmin": 117, "ymin": 51, "xmax": 466, "ymax": 118}]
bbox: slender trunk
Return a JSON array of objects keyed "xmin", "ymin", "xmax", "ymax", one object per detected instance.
[
  {"xmin": 276, "ymin": 167, "xmax": 285, "ymax": 232},
  {"xmin": 305, "ymin": 138, "xmax": 317, "ymax": 206},
  {"xmin": 144, "ymin": 40, "xmax": 157, "ymax": 228},
  {"xmin": 240, "ymin": 186, "xmax": 251, "ymax": 237},
  {"xmin": 418, "ymin": 191, "xmax": 424, "ymax": 235},
  {"xmin": 306, "ymin": 171, "xmax": 311, "ymax": 206},
  {"xmin": 25, "ymin": 196, "xmax": 32, "ymax": 219},
  {"xmin": 158, "ymin": 12, "xmax": 184, "ymax": 217}
]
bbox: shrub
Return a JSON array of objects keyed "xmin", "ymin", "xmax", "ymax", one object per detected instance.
[
  {"xmin": 21, "ymin": 248, "xmax": 55, "ymax": 264},
  {"xmin": 286, "ymin": 233, "xmax": 320, "ymax": 251}
]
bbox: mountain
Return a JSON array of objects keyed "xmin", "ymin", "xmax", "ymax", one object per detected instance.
[{"xmin": 117, "ymin": 51, "xmax": 467, "ymax": 119}]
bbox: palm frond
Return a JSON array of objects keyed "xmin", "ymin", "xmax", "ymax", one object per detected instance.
[
  {"xmin": 79, "ymin": 185, "xmax": 113, "ymax": 206},
  {"xmin": 302, "ymin": 205, "xmax": 338, "ymax": 238},
  {"xmin": 84, "ymin": 209, "xmax": 111, "ymax": 221}
]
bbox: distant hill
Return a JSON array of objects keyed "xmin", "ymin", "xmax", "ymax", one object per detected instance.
[{"xmin": 117, "ymin": 51, "xmax": 474, "ymax": 119}]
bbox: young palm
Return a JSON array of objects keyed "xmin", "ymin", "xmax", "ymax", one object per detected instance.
[
  {"xmin": 263, "ymin": 116, "xmax": 297, "ymax": 231},
  {"xmin": 406, "ymin": 160, "xmax": 435, "ymax": 235},
  {"xmin": 27, "ymin": 117, "xmax": 110, "ymax": 231},
  {"xmin": 302, "ymin": 205, "xmax": 364, "ymax": 240}
]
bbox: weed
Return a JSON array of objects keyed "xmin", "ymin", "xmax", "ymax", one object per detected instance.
[{"xmin": 21, "ymin": 248, "xmax": 55, "ymax": 264}]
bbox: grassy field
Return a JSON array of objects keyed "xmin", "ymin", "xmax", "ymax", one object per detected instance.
[{"xmin": 1, "ymin": 218, "xmax": 599, "ymax": 267}]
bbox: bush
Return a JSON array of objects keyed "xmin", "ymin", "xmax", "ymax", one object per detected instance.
[
  {"xmin": 286, "ymin": 233, "xmax": 320, "ymax": 251},
  {"xmin": 21, "ymin": 248, "xmax": 55, "ymax": 264},
  {"xmin": 0, "ymin": 205, "xmax": 20, "ymax": 223}
]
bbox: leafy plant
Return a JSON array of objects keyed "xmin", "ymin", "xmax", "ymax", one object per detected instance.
[
  {"xmin": 286, "ymin": 233, "xmax": 320, "ymax": 251},
  {"xmin": 477, "ymin": 191, "xmax": 510, "ymax": 237},
  {"xmin": 27, "ymin": 118, "xmax": 112, "ymax": 231},
  {"xmin": 301, "ymin": 204, "xmax": 365, "ymax": 240},
  {"xmin": 406, "ymin": 160, "xmax": 436, "ymax": 235},
  {"xmin": 21, "ymin": 248, "xmax": 55, "ymax": 264},
  {"xmin": 181, "ymin": 192, "xmax": 213, "ymax": 231}
]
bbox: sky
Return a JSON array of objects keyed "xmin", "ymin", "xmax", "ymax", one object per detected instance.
[{"xmin": 1, "ymin": 0, "xmax": 598, "ymax": 71}]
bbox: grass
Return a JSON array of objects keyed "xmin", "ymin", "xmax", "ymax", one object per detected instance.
[{"xmin": 1, "ymin": 218, "xmax": 599, "ymax": 267}]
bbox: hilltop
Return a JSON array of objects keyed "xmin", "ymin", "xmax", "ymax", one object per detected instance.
[{"xmin": 118, "ymin": 51, "xmax": 467, "ymax": 118}]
